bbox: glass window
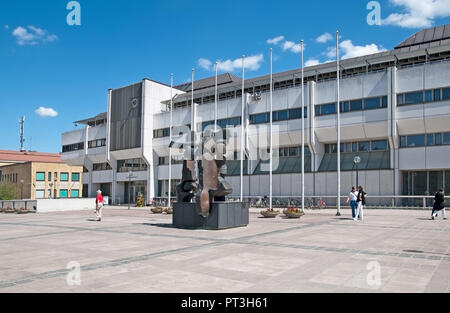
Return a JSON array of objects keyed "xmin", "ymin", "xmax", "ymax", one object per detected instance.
[
  {"xmin": 36, "ymin": 172, "xmax": 45, "ymax": 181},
  {"xmin": 321, "ymin": 103, "xmax": 336, "ymax": 115},
  {"xmin": 436, "ymin": 133, "xmax": 442, "ymax": 145},
  {"xmin": 330, "ymin": 144, "xmax": 338, "ymax": 153},
  {"xmin": 341, "ymin": 101, "xmax": 350, "ymax": 113},
  {"xmin": 48, "ymin": 172, "xmax": 51, "ymax": 181},
  {"xmin": 315, "ymin": 106, "xmax": 321, "ymax": 116},
  {"xmin": 253, "ymin": 113, "xmax": 267, "ymax": 124},
  {"xmin": 358, "ymin": 142, "xmax": 370, "ymax": 152},
  {"xmin": 413, "ymin": 172, "xmax": 428, "ymax": 195},
  {"xmin": 372, "ymin": 140, "xmax": 388, "ymax": 151},
  {"xmin": 404, "ymin": 91, "xmax": 423, "ymax": 105},
  {"xmin": 350, "ymin": 100, "xmax": 363, "ymax": 112},
  {"xmin": 72, "ymin": 173, "xmax": 80, "ymax": 182},
  {"xmin": 345, "ymin": 143, "xmax": 352, "ymax": 153},
  {"xmin": 36, "ymin": 190, "xmax": 45, "ymax": 199},
  {"xmin": 446, "ymin": 171, "xmax": 450, "ymax": 195},
  {"xmin": 54, "ymin": 172, "xmax": 58, "ymax": 180},
  {"xmin": 443, "ymin": 88, "xmax": 450, "ymax": 100},
  {"xmin": 289, "ymin": 108, "xmax": 301, "ymax": 120},
  {"xmin": 443, "ymin": 132, "xmax": 450, "ymax": 145},
  {"xmin": 60, "ymin": 190, "xmax": 68, "ymax": 198},
  {"xmin": 60, "ymin": 173, "xmax": 69, "ymax": 181},
  {"xmin": 279, "ymin": 148, "xmax": 288, "ymax": 157},
  {"xmin": 352, "ymin": 142, "xmax": 358, "ymax": 152},
  {"xmin": 273, "ymin": 110, "xmax": 288, "ymax": 122},
  {"xmin": 289, "ymin": 147, "xmax": 300, "ymax": 156},
  {"xmin": 71, "ymin": 189, "xmax": 80, "ymax": 198},
  {"xmin": 425, "ymin": 90, "xmax": 433, "ymax": 102},
  {"xmin": 397, "ymin": 94, "xmax": 404, "ymax": 105},
  {"xmin": 407, "ymin": 134, "xmax": 425, "ymax": 147},
  {"xmin": 400, "ymin": 136, "xmax": 407, "ymax": 147},
  {"xmin": 429, "ymin": 171, "xmax": 443, "ymax": 195},
  {"xmin": 364, "ymin": 97, "xmax": 380, "ymax": 110},
  {"xmin": 325, "ymin": 144, "xmax": 330, "ymax": 154},
  {"xmin": 427, "ymin": 134, "xmax": 434, "ymax": 146},
  {"xmin": 434, "ymin": 89, "xmax": 441, "ymax": 101},
  {"xmin": 381, "ymin": 96, "xmax": 388, "ymax": 108},
  {"xmin": 228, "ymin": 117, "xmax": 241, "ymax": 127}
]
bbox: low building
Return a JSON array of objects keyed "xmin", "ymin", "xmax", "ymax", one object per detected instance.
[{"xmin": 0, "ymin": 150, "xmax": 83, "ymax": 200}]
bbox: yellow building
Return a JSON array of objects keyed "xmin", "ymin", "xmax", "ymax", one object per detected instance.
[{"xmin": 0, "ymin": 150, "xmax": 83, "ymax": 199}]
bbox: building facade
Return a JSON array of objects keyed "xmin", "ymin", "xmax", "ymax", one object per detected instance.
[
  {"xmin": 0, "ymin": 151, "xmax": 83, "ymax": 200},
  {"xmin": 61, "ymin": 25, "xmax": 450, "ymax": 205}
]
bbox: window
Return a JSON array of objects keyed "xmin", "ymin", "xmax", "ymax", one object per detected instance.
[
  {"xmin": 404, "ymin": 91, "xmax": 423, "ymax": 105},
  {"xmin": 425, "ymin": 90, "xmax": 433, "ymax": 102},
  {"xmin": 321, "ymin": 103, "xmax": 336, "ymax": 115},
  {"xmin": 36, "ymin": 190, "xmax": 45, "ymax": 199},
  {"xmin": 407, "ymin": 135, "xmax": 426, "ymax": 147},
  {"xmin": 62, "ymin": 142, "xmax": 84, "ymax": 153},
  {"xmin": 60, "ymin": 190, "xmax": 68, "ymax": 198},
  {"xmin": 36, "ymin": 172, "xmax": 45, "ymax": 181},
  {"xmin": 427, "ymin": 134, "xmax": 434, "ymax": 146},
  {"xmin": 372, "ymin": 140, "xmax": 388, "ymax": 151},
  {"xmin": 397, "ymin": 94, "xmax": 404, "ymax": 106},
  {"xmin": 93, "ymin": 163, "xmax": 112, "ymax": 171},
  {"xmin": 60, "ymin": 173, "xmax": 69, "ymax": 181},
  {"xmin": 381, "ymin": 96, "xmax": 388, "ymax": 108},
  {"xmin": 444, "ymin": 132, "xmax": 450, "ymax": 145},
  {"xmin": 88, "ymin": 139, "xmax": 106, "ymax": 149},
  {"xmin": 350, "ymin": 100, "xmax": 363, "ymax": 111},
  {"xmin": 54, "ymin": 172, "xmax": 58, "ymax": 180},
  {"xmin": 72, "ymin": 173, "xmax": 80, "ymax": 182},
  {"xmin": 359, "ymin": 142, "xmax": 370, "ymax": 152},
  {"xmin": 71, "ymin": 189, "xmax": 80, "ymax": 198},
  {"xmin": 364, "ymin": 97, "xmax": 381, "ymax": 110},
  {"xmin": 434, "ymin": 89, "xmax": 441, "ymax": 101},
  {"xmin": 250, "ymin": 113, "xmax": 268, "ymax": 124},
  {"xmin": 117, "ymin": 158, "xmax": 148, "ymax": 172},
  {"xmin": 48, "ymin": 172, "xmax": 52, "ymax": 181},
  {"xmin": 436, "ymin": 133, "xmax": 442, "ymax": 145},
  {"xmin": 289, "ymin": 147, "xmax": 300, "ymax": 156},
  {"xmin": 273, "ymin": 110, "xmax": 288, "ymax": 122},
  {"xmin": 340, "ymin": 101, "xmax": 350, "ymax": 113},
  {"xmin": 443, "ymin": 87, "xmax": 450, "ymax": 101}
]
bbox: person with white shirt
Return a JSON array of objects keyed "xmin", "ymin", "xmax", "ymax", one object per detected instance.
[{"xmin": 346, "ymin": 187, "xmax": 358, "ymax": 218}]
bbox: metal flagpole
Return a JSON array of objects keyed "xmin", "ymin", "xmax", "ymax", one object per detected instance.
[
  {"xmin": 215, "ymin": 62, "xmax": 218, "ymax": 132},
  {"xmin": 191, "ymin": 68, "xmax": 197, "ymax": 181},
  {"xmin": 241, "ymin": 55, "xmax": 245, "ymax": 203},
  {"xmin": 336, "ymin": 31, "xmax": 341, "ymax": 216},
  {"xmin": 270, "ymin": 48, "xmax": 273, "ymax": 210},
  {"xmin": 168, "ymin": 73, "xmax": 173, "ymax": 208},
  {"xmin": 301, "ymin": 40, "xmax": 305, "ymax": 213}
]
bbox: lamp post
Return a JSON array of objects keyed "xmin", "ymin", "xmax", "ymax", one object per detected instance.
[
  {"xmin": 354, "ymin": 156, "xmax": 361, "ymax": 188},
  {"xmin": 20, "ymin": 179, "xmax": 24, "ymax": 199}
]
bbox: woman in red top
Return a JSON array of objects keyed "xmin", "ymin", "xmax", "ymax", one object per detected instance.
[{"xmin": 95, "ymin": 190, "xmax": 103, "ymax": 221}]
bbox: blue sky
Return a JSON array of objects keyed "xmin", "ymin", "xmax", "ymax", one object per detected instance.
[{"xmin": 1, "ymin": 0, "xmax": 449, "ymax": 153}]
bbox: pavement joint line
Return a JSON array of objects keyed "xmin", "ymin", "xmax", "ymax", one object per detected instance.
[{"xmin": 2, "ymin": 229, "xmax": 83, "ymax": 241}]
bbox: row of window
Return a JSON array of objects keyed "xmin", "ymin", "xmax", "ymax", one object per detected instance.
[
  {"xmin": 397, "ymin": 87, "xmax": 450, "ymax": 106},
  {"xmin": 1, "ymin": 173, "xmax": 18, "ymax": 184},
  {"xmin": 315, "ymin": 96, "xmax": 388, "ymax": 117},
  {"xmin": 117, "ymin": 158, "xmax": 148, "ymax": 173},
  {"xmin": 158, "ymin": 157, "xmax": 184, "ymax": 166},
  {"xmin": 249, "ymin": 108, "xmax": 308, "ymax": 125},
  {"xmin": 325, "ymin": 140, "xmax": 389, "ymax": 154},
  {"xmin": 202, "ymin": 117, "xmax": 242, "ymax": 130},
  {"xmin": 36, "ymin": 189, "xmax": 80, "ymax": 199},
  {"xmin": 400, "ymin": 132, "xmax": 450, "ymax": 148},
  {"xmin": 88, "ymin": 138, "xmax": 106, "ymax": 149},
  {"xmin": 93, "ymin": 163, "xmax": 112, "ymax": 171},
  {"xmin": 36, "ymin": 172, "xmax": 80, "ymax": 182},
  {"xmin": 62, "ymin": 142, "xmax": 84, "ymax": 153},
  {"xmin": 279, "ymin": 146, "xmax": 311, "ymax": 157}
]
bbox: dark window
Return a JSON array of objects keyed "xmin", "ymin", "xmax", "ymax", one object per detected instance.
[
  {"xmin": 436, "ymin": 133, "xmax": 442, "ymax": 145},
  {"xmin": 315, "ymin": 106, "xmax": 321, "ymax": 116},
  {"xmin": 434, "ymin": 89, "xmax": 441, "ymax": 101},
  {"xmin": 352, "ymin": 142, "xmax": 358, "ymax": 152},
  {"xmin": 227, "ymin": 117, "xmax": 241, "ymax": 127},
  {"xmin": 340, "ymin": 101, "xmax": 350, "ymax": 113},
  {"xmin": 72, "ymin": 173, "xmax": 80, "ymax": 182},
  {"xmin": 251, "ymin": 113, "xmax": 268, "ymax": 124},
  {"xmin": 350, "ymin": 99, "xmax": 363, "ymax": 111},
  {"xmin": 381, "ymin": 96, "xmax": 388, "ymax": 108},
  {"xmin": 443, "ymin": 88, "xmax": 450, "ymax": 100},
  {"xmin": 289, "ymin": 147, "xmax": 300, "ymax": 156},
  {"xmin": 358, "ymin": 141, "xmax": 370, "ymax": 152},
  {"xmin": 407, "ymin": 135, "xmax": 426, "ymax": 147},
  {"xmin": 444, "ymin": 132, "xmax": 450, "ymax": 145},
  {"xmin": 404, "ymin": 91, "xmax": 423, "ymax": 105},
  {"xmin": 321, "ymin": 103, "xmax": 336, "ymax": 115},
  {"xmin": 400, "ymin": 136, "xmax": 407, "ymax": 148},
  {"xmin": 425, "ymin": 90, "xmax": 433, "ymax": 102},
  {"xmin": 397, "ymin": 94, "xmax": 404, "ymax": 106},
  {"xmin": 289, "ymin": 108, "xmax": 301, "ymax": 119},
  {"xmin": 364, "ymin": 97, "xmax": 381, "ymax": 110},
  {"xmin": 372, "ymin": 140, "xmax": 388, "ymax": 151},
  {"xmin": 427, "ymin": 134, "xmax": 434, "ymax": 146}
]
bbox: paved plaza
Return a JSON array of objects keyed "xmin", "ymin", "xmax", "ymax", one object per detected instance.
[{"xmin": 0, "ymin": 207, "xmax": 449, "ymax": 293}]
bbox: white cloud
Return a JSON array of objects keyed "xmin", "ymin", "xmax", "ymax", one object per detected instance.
[
  {"xmin": 316, "ymin": 32, "xmax": 333, "ymax": 43},
  {"xmin": 305, "ymin": 59, "xmax": 320, "ymax": 67},
  {"xmin": 267, "ymin": 35, "xmax": 285, "ymax": 45},
  {"xmin": 382, "ymin": 0, "xmax": 450, "ymax": 28},
  {"xmin": 282, "ymin": 41, "xmax": 301, "ymax": 54},
  {"xmin": 35, "ymin": 107, "xmax": 58, "ymax": 118},
  {"xmin": 12, "ymin": 25, "xmax": 58, "ymax": 46},
  {"xmin": 214, "ymin": 54, "xmax": 264, "ymax": 72},
  {"xmin": 197, "ymin": 58, "xmax": 212, "ymax": 71},
  {"xmin": 325, "ymin": 40, "xmax": 386, "ymax": 59}
]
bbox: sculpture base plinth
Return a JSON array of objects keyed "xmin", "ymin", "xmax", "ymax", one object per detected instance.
[{"xmin": 173, "ymin": 202, "xmax": 249, "ymax": 230}]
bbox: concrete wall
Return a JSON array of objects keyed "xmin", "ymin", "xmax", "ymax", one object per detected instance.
[{"xmin": 35, "ymin": 198, "xmax": 96, "ymax": 213}]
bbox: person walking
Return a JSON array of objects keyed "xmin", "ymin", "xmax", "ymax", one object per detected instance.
[
  {"xmin": 95, "ymin": 190, "xmax": 104, "ymax": 222},
  {"xmin": 354, "ymin": 186, "xmax": 366, "ymax": 221},
  {"xmin": 432, "ymin": 189, "xmax": 447, "ymax": 220},
  {"xmin": 346, "ymin": 187, "xmax": 358, "ymax": 218}
]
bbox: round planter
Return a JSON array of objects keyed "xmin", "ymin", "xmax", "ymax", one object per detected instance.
[
  {"xmin": 285, "ymin": 212, "xmax": 304, "ymax": 219},
  {"xmin": 261, "ymin": 210, "xmax": 279, "ymax": 218},
  {"xmin": 16, "ymin": 208, "xmax": 29, "ymax": 215},
  {"xmin": 4, "ymin": 208, "xmax": 15, "ymax": 214},
  {"xmin": 151, "ymin": 207, "xmax": 164, "ymax": 214},
  {"xmin": 164, "ymin": 208, "xmax": 173, "ymax": 215}
]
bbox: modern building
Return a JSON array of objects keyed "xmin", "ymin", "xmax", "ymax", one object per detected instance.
[
  {"xmin": 0, "ymin": 150, "xmax": 83, "ymax": 200},
  {"xmin": 61, "ymin": 24, "xmax": 450, "ymax": 205}
]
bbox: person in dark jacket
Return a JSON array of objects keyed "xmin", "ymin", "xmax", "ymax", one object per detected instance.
[
  {"xmin": 432, "ymin": 189, "xmax": 447, "ymax": 220},
  {"xmin": 354, "ymin": 186, "xmax": 366, "ymax": 221}
]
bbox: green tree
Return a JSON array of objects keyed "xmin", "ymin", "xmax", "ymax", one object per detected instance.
[{"xmin": 0, "ymin": 183, "xmax": 18, "ymax": 200}]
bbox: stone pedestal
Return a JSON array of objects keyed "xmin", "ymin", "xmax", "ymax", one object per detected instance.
[{"xmin": 173, "ymin": 202, "xmax": 249, "ymax": 230}]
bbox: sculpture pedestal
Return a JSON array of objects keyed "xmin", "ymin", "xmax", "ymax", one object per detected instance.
[{"xmin": 173, "ymin": 202, "xmax": 249, "ymax": 230}]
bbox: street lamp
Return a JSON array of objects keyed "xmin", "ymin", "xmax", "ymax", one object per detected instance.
[{"xmin": 353, "ymin": 156, "xmax": 361, "ymax": 188}]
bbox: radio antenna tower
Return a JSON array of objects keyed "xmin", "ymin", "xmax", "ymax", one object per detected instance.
[{"xmin": 19, "ymin": 116, "xmax": 26, "ymax": 152}]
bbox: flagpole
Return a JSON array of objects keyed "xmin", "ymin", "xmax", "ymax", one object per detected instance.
[
  {"xmin": 168, "ymin": 73, "xmax": 173, "ymax": 208},
  {"xmin": 270, "ymin": 48, "xmax": 273, "ymax": 210},
  {"xmin": 241, "ymin": 55, "xmax": 245, "ymax": 203},
  {"xmin": 301, "ymin": 40, "xmax": 305, "ymax": 213},
  {"xmin": 336, "ymin": 31, "xmax": 341, "ymax": 216},
  {"xmin": 215, "ymin": 62, "xmax": 218, "ymax": 132}
]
